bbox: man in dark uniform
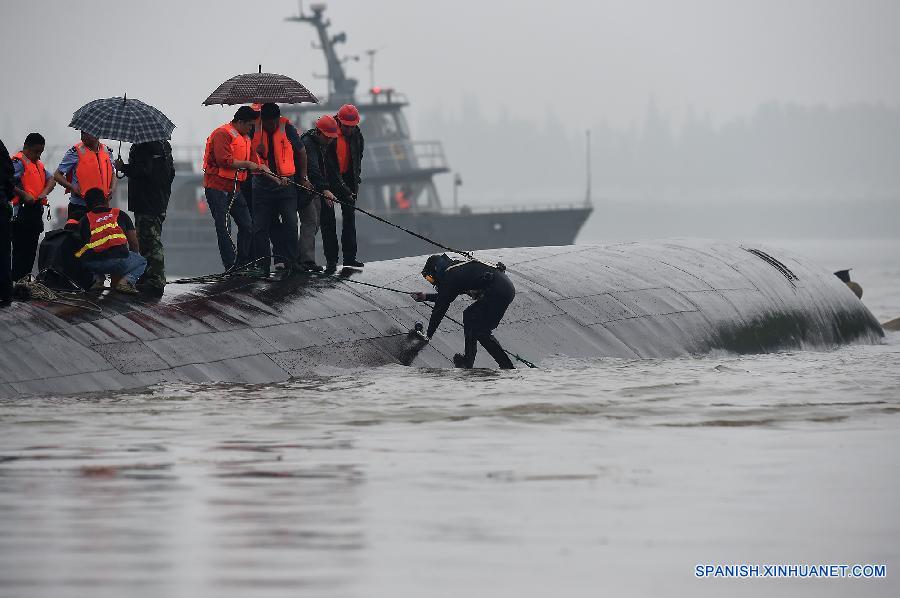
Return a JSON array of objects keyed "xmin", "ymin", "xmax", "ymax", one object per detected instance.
[
  {"xmin": 296, "ymin": 115, "xmax": 339, "ymax": 272},
  {"xmin": 0, "ymin": 138, "xmax": 14, "ymax": 306},
  {"xmin": 322, "ymin": 103, "xmax": 365, "ymax": 271},
  {"xmin": 411, "ymin": 254, "xmax": 516, "ymax": 369}
]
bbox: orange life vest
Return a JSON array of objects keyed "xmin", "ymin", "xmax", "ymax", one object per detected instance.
[
  {"xmin": 335, "ymin": 132, "xmax": 350, "ymax": 174},
  {"xmin": 203, "ymin": 123, "xmax": 251, "ymax": 183},
  {"xmin": 75, "ymin": 208, "xmax": 128, "ymax": 258},
  {"xmin": 251, "ymin": 117, "xmax": 296, "ymax": 177},
  {"xmin": 10, "ymin": 151, "xmax": 47, "ymax": 206},
  {"xmin": 394, "ymin": 190, "xmax": 411, "ymax": 210},
  {"xmin": 73, "ymin": 142, "xmax": 113, "ymax": 198}
]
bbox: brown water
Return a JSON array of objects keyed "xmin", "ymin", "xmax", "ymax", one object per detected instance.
[{"xmin": 1, "ymin": 239, "xmax": 898, "ymax": 597}]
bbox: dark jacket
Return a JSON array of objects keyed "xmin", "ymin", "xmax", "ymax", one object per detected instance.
[
  {"xmin": 119, "ymin": 141, "xmax": 174, "ymax": 216},
  {"xmin": 0, "ymin": 138, "xmax": 13, "ymax": 202},
  {"xmin": 325, "ymin": 126, "xmax": 364, "ymax": 198},
  {"xmin": 424, "ymin": 259, "xmax": 510, "ymax": 338},
  {"xmin": 300, "ymin": 129, "xmax": 332, "ymax": 194}
]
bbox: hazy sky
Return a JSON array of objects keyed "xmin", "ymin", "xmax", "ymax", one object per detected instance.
[{"xmin": 2, "ymin": 0, "xmax": 899, "ymax": 147}]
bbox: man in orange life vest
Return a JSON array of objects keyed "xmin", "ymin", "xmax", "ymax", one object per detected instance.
[
  {"xmin": 52, "ymin": 131, "xmax": 116, "ymax": 222},
  {"xmin": 75, "ymin": 188, "xmax": 146, "ymax": 294},
  {"xmin": 202, "ymin": 106, "xmax": 272, "ymax": 271},
  {"xmin": 322, "ymin": 103, "xmax": 365, "ymax": 271},
  {"xmin": 10, "ymin": 133, "xmax": 56, "ymax": 281},
  {"xmin": 249, "ymin": 103, "xmax": 306, "ymax": 274}
]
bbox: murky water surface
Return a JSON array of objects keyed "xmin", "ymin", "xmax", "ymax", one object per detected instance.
[{"xmin": 1, "ymin": 239, "xmax": 898, "ymax": 597}]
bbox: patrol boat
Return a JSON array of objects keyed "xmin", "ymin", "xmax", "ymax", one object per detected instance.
[{"xmin": 103, "ymin": 3, "xmax": 593, "ymax": 276}]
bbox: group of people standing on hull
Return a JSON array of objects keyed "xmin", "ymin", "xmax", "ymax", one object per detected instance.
[
  {"xmin": 202, "ymin": 102, "xmax": 365, "ymax": 276},
  {"xmin": 0, "ymin": 131, "xmax": 171, "ymax": 300},
  {"xmin": 1, "ymin": 103, "xmax": 516, "ymax": 370}
]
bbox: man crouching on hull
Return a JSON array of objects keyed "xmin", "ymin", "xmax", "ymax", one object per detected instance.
[{"xmin": 411, "ymin": 254, "xmax": 515, "ymax": 369}]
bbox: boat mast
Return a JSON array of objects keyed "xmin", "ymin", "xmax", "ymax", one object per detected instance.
[
  {"xmin": 585, "ymin": 129, "xmax": 593, "ymax": 206},
  {"xmin": 285, "ymin": 3, "xmax": 357, "ymax": 104}
]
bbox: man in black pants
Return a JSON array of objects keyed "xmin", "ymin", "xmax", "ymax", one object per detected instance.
[
  {"xmin": 248, "ymin": 103, "xmax": 305, "ymax": 275},
  {"xmin": 1, "ymin": 138, "xmax": 14, "ymax": 306},
  {"xmin": 411, "ymin": 253, "xmax": 516, "ymax": 369},
  {"xmin": 10, "ymin": 134, "xmax": 56, "ymax": 282},
  {"xmin": 322, "ymin": 104, "xmax": 365, "ymax": 272}
]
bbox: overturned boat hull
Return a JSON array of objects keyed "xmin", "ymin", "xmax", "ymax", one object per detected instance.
[{"xmin": 0, "ymin": 240, "xmax": 883, "ymax": 398}]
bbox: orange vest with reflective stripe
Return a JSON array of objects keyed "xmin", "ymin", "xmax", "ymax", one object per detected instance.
[
  {"xmin": 10, "ymin": 151, "xmax": 47, "ymax": 206},
  {"xmin": 251, "ymin": 117, "xmax": 296, "ymax": 177},
  {"xmin": 203, "ymin": 123, "xmax": 251, "ymax": 182},
  {"xmin": 335, "ymin": 132, "xmax": 350, "ymax": 174},
  {"xmin": 75, "ymin": 208, "xmax": 128, "ymax": 258},
  {"xmin": 73, "ymin": 142, "xmax": 113, "ymax": 197}
]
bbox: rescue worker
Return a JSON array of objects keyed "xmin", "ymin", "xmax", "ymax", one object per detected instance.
[
  {"xmin": 1, "ymin": 137, "xmax": 14, "ymax": 307},
  {"xmin": 114, "ymin": 140, "xmax": 175, "ymax": 297},
  {"xmin": 249, "ymin": 103, "xmax": 306, "ymax": 275},
  {"xmin": 411, "ymin": 254, "xmax": 516, "ymax": 369},
  {"xmin": 10, "ymin": 134, "xmax": 56, "ymax": 281},
  {"xmin": 322, "ymin": 103, "xmax": 365, "ymax": 271},
  {"xmin": 296, "ymin": 115, "xmax": 339, "ymax": 272},
  {"xmin": 202, "ymin": 106, "xmax": 272, "ymax": 271},
  {"xmin": 52, "ymin": 131, "xmax": 116, "ymax": 222},
  {"xmin": 75, "ymin": 188, "xmax": 146, "ymax": 294}
]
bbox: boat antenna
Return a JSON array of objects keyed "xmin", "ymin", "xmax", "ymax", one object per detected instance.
[
  {"xmin": 286, "ymin": 3, "xmax": 358, "ymax": 103},
  {"xmin": 365, "ymin": 47, "xmax": 386, "ymax": 90},
  {"xmin": 584, "ymin": 129, "xmax": 593, "ymax": 206}
]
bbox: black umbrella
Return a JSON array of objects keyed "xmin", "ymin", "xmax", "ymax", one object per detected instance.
[
  {"xmin": 203, "ymin": 67, "xmax": 318, "ymax": 105},
  {"xmin": 69, "ymin": 95, "xmax": 176, "ymax": 144}
]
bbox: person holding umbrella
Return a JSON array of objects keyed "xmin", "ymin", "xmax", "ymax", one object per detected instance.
[
  {"xmin": 52, "ymin": 131, "xmax": 116, "ymax": 222},
  {"xmin": 248, "ymin": 103, "xmax": 305, "ymax": 275},
  {"xmin": 202, "ymin": 69, "xmax": 319, "ymax": 272},
  {"xmin": 114, "ymin": 139, "xmax": 175, "ymax": 297},
  {"xmin": 202, "ymin": 106, "xmax": 272, "ymax": 271},
  {"xmin": 57, "ymin": 95, "xmax": 177, "ymax": 225}
]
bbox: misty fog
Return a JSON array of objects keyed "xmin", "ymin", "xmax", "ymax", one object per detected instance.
[{"xmin": 2, "ymin": 0, "xmax": 898, "ymax": 241}]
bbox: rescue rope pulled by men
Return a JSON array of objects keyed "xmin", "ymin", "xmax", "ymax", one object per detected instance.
[{"xmin": 254, "ymin": 171, "xmax": 505, "ymax": 269}]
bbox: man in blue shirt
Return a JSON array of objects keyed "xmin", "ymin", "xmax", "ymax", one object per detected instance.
[{"xmin": 53, "ymin": 131, "xmax": 116, "ymax": 221}]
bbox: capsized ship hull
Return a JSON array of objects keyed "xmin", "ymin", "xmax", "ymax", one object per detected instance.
[{"xmin": 0, "ymin": 240, "xmax": 883, "ymax": 398}]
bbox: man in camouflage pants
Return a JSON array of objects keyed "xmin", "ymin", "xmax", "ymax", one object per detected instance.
[
  {"xmin": 134, "ymin": 214, "xmax": 165, "ymax": 289},
  {"xmin": 114, "ymin": 140, "xmax": 174, "ymax": 297}
]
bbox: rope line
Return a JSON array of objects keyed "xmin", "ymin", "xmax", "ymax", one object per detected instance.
[{"xmin": 254, "ymin": 172, "xmax": 480, "ymax": 261}]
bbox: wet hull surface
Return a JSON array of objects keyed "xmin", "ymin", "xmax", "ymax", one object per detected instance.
[{"xmin": 0, "ymin": 240, "xmax": 883, "ymax": 398}]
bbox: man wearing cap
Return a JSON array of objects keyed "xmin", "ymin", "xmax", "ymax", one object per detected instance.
[
  {"xmin": 202, "ymin": 106, "xmax": 272, "ymax": 271},
  {"xmin": 296, "ymin": 115, "xmax": 339, "ymax": 272},
  {"xmin": 52, "ymin": 131, "xmax": 116, "ymax": 222},
  {"xmin": 322, "ymin": 104, "xmax": 365, "ymax": 271},
  {"xmin": 248, "ymin": 103, "xmax": 306, "ymax": 275}
]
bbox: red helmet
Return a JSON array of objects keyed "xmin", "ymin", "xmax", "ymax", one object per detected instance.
[
  {"xmin": 315, "ymin": 114, "xmax": 340, "ymax": 138},
  {"xmin": 336, "ymin": 104, "xmax": 360, "ymax": 126}
]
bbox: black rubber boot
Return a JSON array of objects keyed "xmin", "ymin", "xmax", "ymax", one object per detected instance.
[
  {"xmin": 453, "ymin": 353, "xmax": 471, "ymax": 368},
  {"xmin": 480, "ymin": 334, "xmax": 515, "ymax": 369}
]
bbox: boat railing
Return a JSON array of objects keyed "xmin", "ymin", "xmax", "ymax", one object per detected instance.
[
  {"xmin": 432, "ymin": 202, "xmax": 592, "ymax": 215},
  {"xmin": 363, "ymin": 140, "xmax": 447, "ymax": 176}
]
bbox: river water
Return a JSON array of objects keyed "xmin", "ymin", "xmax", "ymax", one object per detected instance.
[{"xmin": 1, "ymin": 239, "xmax": 898, "ymax": 597}]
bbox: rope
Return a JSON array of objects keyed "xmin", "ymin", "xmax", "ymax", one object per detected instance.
[
  {"xmin": 255, "ymin": 172, "xmax": 484, "ymax": 262},
  {"xmin": 307, "ymin": 269, "xmax": 537, "ymax": 368},
  {"xmin": 13, "ymin": 276, "xmax": 103, "ymax": 314}
]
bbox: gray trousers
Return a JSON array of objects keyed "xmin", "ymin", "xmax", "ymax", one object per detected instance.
[{"xmin": 298, "ymin": 190, "xmax": 321, "ymax": 264}]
